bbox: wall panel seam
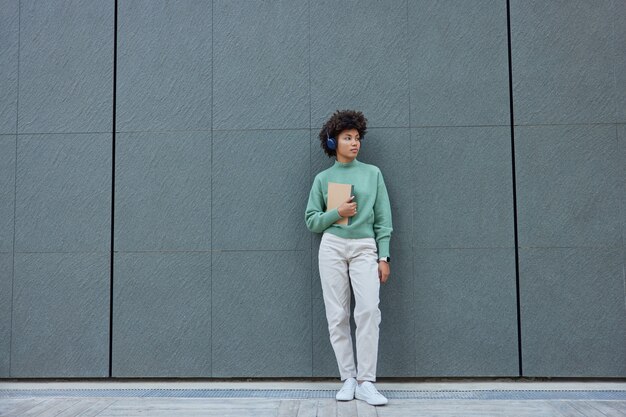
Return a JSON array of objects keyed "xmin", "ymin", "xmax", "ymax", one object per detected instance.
[
  {"xmin": 108, "ymin": 0, "xmax": 118, "ymax": 378},
  {"xmin": 9, "ymin": 0, "xmax": 22, "ymax": 378},
  {"xmin": 210, "ymin": 0, "xmax": 214, "ymax": 378},
  {"xmin": 506, "ymin": 0, "xmax": 523, "ymax": 377}
]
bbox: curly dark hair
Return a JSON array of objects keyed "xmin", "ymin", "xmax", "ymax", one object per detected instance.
[{"xmin": 318, "ymin": 109, "xmax": 368, "ymax": 158}]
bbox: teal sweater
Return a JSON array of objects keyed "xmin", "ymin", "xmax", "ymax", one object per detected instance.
[{"xmin": 305, "ymin": 158, "xmax": 393, "ymax": 258}]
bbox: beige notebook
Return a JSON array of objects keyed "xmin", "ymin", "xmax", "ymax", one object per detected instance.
[{"xmin": 327, "ymin": 182, "xmax": 354, "ymax": 225}]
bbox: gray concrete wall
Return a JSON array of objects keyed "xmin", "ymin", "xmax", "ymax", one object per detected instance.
[{"xmin": 0, "ymin": 0, "xmax": 624, "ymax": 378}]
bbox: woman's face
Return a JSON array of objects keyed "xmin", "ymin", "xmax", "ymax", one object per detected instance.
[{"xmin": 335, "ymin": 128, "xmax": 361, "ymax": 162}]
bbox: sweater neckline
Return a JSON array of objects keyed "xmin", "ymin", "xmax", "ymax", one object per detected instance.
[{"xmin": 334, "ymin": 158, "xmax": 359, "ymax": 168}]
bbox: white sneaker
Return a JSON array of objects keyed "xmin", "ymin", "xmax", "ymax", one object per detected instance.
[
  {"xmin": 335, "ymin": 377, "xmax": 357, "ymax": 401},
  {"xmin": 355, "ymin": 381, "xmax": 388, "ymax": 406}
]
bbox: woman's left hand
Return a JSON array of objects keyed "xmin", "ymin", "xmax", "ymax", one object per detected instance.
[{"xmin": 378, "ymin": 261, "xmax": 390, "ymax": 284}]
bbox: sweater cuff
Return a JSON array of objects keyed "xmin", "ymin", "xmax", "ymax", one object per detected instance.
[
  {"xmin": 325, "ymin": 208, "xmax": 342, "ymax": 225},
  {"xmin": 376, "ymin": 239, "xmax": 390, "ymax": 259}
]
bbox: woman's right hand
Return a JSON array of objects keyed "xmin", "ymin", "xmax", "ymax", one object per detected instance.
[{"xmin": 337, "ymin": 195, "xmax": 357, "ymax": 218}]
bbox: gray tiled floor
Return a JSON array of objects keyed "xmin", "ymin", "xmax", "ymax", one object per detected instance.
[{"xmin": 0, "ymin": 380, "xmax": 625, "ymax": 417}]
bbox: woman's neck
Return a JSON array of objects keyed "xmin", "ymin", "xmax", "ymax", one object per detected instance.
[
  {"xmin": 336, "ymin": 155, "xmax": 356, "ymax": 164},
  {"xmin": 334, "ymin": 158, "xmax": 358, "ymax": 168}
]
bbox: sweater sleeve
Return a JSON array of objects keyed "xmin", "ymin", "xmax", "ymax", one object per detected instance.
[
  {"xmin": 305, "ymin": 175, "xmax": 343, "ymax": 233},
  {"xmin": 373, "ymin": 169, "xmax": 393, "ymax": 258}
]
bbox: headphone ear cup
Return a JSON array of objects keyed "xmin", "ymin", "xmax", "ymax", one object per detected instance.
[{"xmin": 327, "ymin": 137, "xmax": 336, "ymax": 150}]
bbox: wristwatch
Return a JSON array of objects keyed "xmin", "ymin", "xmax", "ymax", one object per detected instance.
[{"xmin": 378, "ymin": 256, "xmax": 390, "ymax": 263}]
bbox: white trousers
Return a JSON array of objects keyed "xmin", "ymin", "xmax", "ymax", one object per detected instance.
[{"xmin": 318, "ymin": 232, "xmax": 381, "ymax": 382}]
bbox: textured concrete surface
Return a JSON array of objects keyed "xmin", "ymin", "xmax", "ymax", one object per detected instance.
[
  {"xmin": 413, "ymin": 248, "xmax": 518, "ymax": 377},
  {"xmin": 114, "ymin": 131, "xmax": 212, "ymax": 251},
  {"xmin": 211, "ymin": 251, "xmax": 312, "ymax": 377},
  {"xmin": 212, "ymin": 130, "xmax": 310, "ymax": 251},
  {"xmin": 377, "ymin": 241, "xmax": 416, "ymax": 377},
  {"xmin": 617, "ymin": 125, "xmax": 626, "ymax": 244},
  {"xmin": 0, "ymin": 136, "xmax": 15, "ymax": 252},
  {"xmin": 408, "ymin": 0, "xmax": 510, "ymax": 126},
  {"xmin": 310, "ymin": 0, "xmax": 410, "ymax": 128},
  {"xmin": 510, "ymin": 0, "xmax": 619, "ymax": 125},
  {"xmin": 617, "ymin": 2, "xmax": 626, "ymax": 123},
  {"xmin": 411, "ymin": 127, "xmax": 514, "ymax": 249},
  {"xmin": 0, "ymin": 2, "xmax": 18, "ymax": 134},
  {"xmin": 213, "ymin": 0, "xmax": 309, "ymax": 130},
  {"xmin": 0, "ymin": 0, "xmax": 624, "ymax": 379},
  {"xmin": 116, "ymin": 0, "xmax": 212, "ymax": 132},
  {"xmin": 112, "ymin": 252, "xmax": 212, "ymax": 377},
  {"xmin": 0, "ymin": 253, "xmax": 11, "ymax": 377},
  {"xmin": 10, "ymin": 252, "xmax": 110, "ymax": 377},
  {"xmin": 515, "ymin": 125, "xmax": 621, "ymax": 248},
  {"xmin": 17, "ymin": 0, "xmax": 113, "ymax": 134},
  {"xmin": 14, "ymin": 134, "xmax": 111, "ymax": 252},
  {"xmin": 519, "ymin": 247, "xmax": 626, "ymax": 377}
]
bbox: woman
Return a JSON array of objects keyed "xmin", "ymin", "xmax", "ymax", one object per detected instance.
[{"xmin": 305, "ymin": 109, "xmax": 392, "ymax": 406}]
